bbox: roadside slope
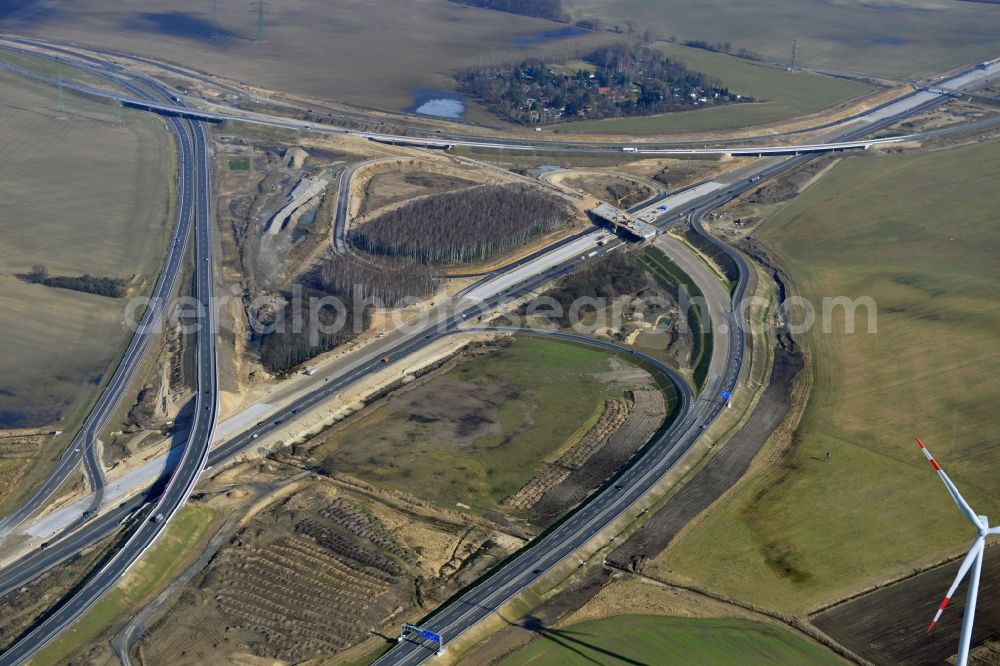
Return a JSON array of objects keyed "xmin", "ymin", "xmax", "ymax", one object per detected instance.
[{"xmin": 659, "ymin": 139, "xmax": 1000, "ymax": 614}]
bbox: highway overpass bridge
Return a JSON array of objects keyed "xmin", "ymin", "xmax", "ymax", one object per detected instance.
[{"xmin": 119, "ymin": 98, "xmax": 226, "ymax": 123}]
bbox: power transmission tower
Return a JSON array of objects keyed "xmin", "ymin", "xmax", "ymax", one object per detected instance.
[
  {"xmin": 789, "ymin": 37, "xmax": 798, "ymax": 71},
  {"xmin": 56, "ymin": 64, "xmax": 66, "ymax": 118},
  {"xmin": 211, "ymin": 0, "xmax": 220, "ymax": 38},
  {"xmin": 255, "ymin": 0, "xmax": 267, "ymax": 43},
  {"xmin": 113, "ymin": 77, "xmax": 123, "ymax": 126}
]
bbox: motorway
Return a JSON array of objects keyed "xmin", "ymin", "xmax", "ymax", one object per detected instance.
[
  {"xmin": 4, "ymin": 35, "xmax": 997, "ymax": 159},
  {"xmin": 0, "ymin": 53, "xmax": 200, "ymax": 540},
  {"xmin": 373, "ymin": 62, "xmax": 996, "ymax": 664},
  {"xmin": 0, "ymin": 56, "xmax": 220, "ymax": 665},
  {"xmin": 0, "ymin": 40, "xmax": 996, "ymax": 664},
  {"xmin": 0, "ymin": 55, "xmax": 906, "ymax": 158},
  {"xmin": 373, "ymin": 198, "xmax": 751, "ymax": 666}
]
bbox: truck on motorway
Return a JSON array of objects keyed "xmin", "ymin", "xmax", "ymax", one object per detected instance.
[{"xmin": 621, "ymin": 146, "xmax": 637, "ymax": 152}]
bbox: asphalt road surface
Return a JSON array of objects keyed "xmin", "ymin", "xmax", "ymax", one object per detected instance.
[
  {"xmin": 0, "ymin": 68, "xmax": 220, "ymax": 666},
  {"xmin": 0, "ymin": 40, "xmax": 995, "ymax": 663},
  {"xmin": 371, "ymin": 67, "xmax": 994, "ymax": 664},
  {"xmin": 371, "ymin": 208, "xmax": 749, "ymax": 666},
  {"xmin": 0, "ymin": 48, "xmax": 198, "ymax": 540}
]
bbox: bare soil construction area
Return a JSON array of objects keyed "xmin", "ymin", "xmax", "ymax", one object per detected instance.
[
  {"xmin": 358, "ymin": 168, "xmax": 477, "ymax": 217},
  {"xmin": 137, "ymin": 479, "xmax": 517, "ymax": 664},
  {"xmin": 348, "ymin": 156, "xmax": 517, "ymax": 226},
  {"xmin": 705, "ymin": 155, "xmax": 843, "ymax": 241},
  {"xmin": 559, "ymin": 171, "xmax": 656, "ymax": 209},
  {"xmin": 611, "ymin": 331, "xmax": 802, "ymax": 574}
]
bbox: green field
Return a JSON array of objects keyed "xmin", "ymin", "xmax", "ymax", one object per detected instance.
[
  {"xmin": 0, "ymin": 66, "xmax": 172, "ymax": 432},
  {"xmin": 500, "ymin": 615, "xmax": 844, "ymax": 665},
  {"xmin": 561, "ymin": 41, "xmax": 873, "ymax": 134},
  {"xmin": 313, "ymin": 337, "xmax": 651, "ymax": 513},
  {"xmin": 564, "ymin": 0, "xmax": 1000, "ymax": 79},
  {"xmin": 32, "ymin": 505, "xmax": 217, "ymax": 665},
  {"xmin": 0, "ymin": 0, "xmax": 617, "ymax": 115},
  {"xmin": 659, "ymin": 140, "xmax": 1000, "ymax": 613}
]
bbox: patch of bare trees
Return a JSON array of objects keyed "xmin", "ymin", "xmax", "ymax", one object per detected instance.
[
  {"xmin": 320, "ymin": 253, "xmax": 436, "ymax": 307},
  {"xmin": 23, "ymin": 263, "xmax": 126, "ymax": 297},
  {"xmin": 449, "ymin": 0, "xmax": 566, "ymax": 21},
  {"xmin": 258, "ymin": 285, "xmax": 368, "ymax": 374},
  {"xmin": 350, "ymin": 185, "xmax": 571, "ymax": 265}
]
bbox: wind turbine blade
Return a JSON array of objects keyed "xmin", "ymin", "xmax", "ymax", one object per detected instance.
[
  {"xmin": 915, "ymin": 438, "xmax": 981, "ymax": 528},
  {"xmin": 928, "ymin": 537, "xmax": 984, "ymax": 632}
]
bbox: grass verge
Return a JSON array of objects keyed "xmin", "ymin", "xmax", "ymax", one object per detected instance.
[
  {"xmin": 31, "ymin": 504, "xmax": 217, "ymax": 665},
  {"xmin": 661, "ymin": 139, "xmax": 1000, "ymax": 613},
  {"xmin": 499, "ymin": 614, "xmax": 845, "ymax": 665}
]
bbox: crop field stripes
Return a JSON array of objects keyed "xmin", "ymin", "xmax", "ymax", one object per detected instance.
[
  {"xmin": 215, "ymin": 535, "xmax": 397, "ymax": 656},
  {"xmin": 319, "ymin": 498, "xmax": 413, "ymax": 562}
]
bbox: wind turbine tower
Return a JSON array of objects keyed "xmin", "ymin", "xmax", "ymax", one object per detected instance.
[
  {"xmin": 789, "ymin": 37, "xmax": 798, "ymax": 71},
  {"xmin": 916, "ymin": 438, "xmax": 999, "ymax": 666}
]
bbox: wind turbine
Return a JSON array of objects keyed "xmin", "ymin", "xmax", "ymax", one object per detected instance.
[{"xmin": 916, "ymin": 437, "xmax": 999, "ymax": 666}]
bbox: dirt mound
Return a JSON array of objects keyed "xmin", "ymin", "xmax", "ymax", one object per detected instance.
[
  {"xmin": 502, "ymin": 397, "xmax": 633, "ymax": 511},
  {"xmin": 142, "ymin": 488, "xmax": 415, "ymax": 662},
  {"xmin": 531, "ymin": 390, "xmax": 666, "ymax": 526}
]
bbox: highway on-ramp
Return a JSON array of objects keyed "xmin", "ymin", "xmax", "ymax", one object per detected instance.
[
  {"xmin": 0, "ymin": 41, "xmax": 995, "ymax": 663},
  {"xmin": 372, "ymin": 211, "xmax": 748, "ymax": 666},
  {"xmin": 0, "ymin": 49, "xmax": 200, "ymax": 541},
  {"xmin": 0, "ymin": 66, "xmax": 220, "ymax": 666},
  {"xmin": 372, "ymin": 66, "xmax": 991, "ymax": 663}
]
